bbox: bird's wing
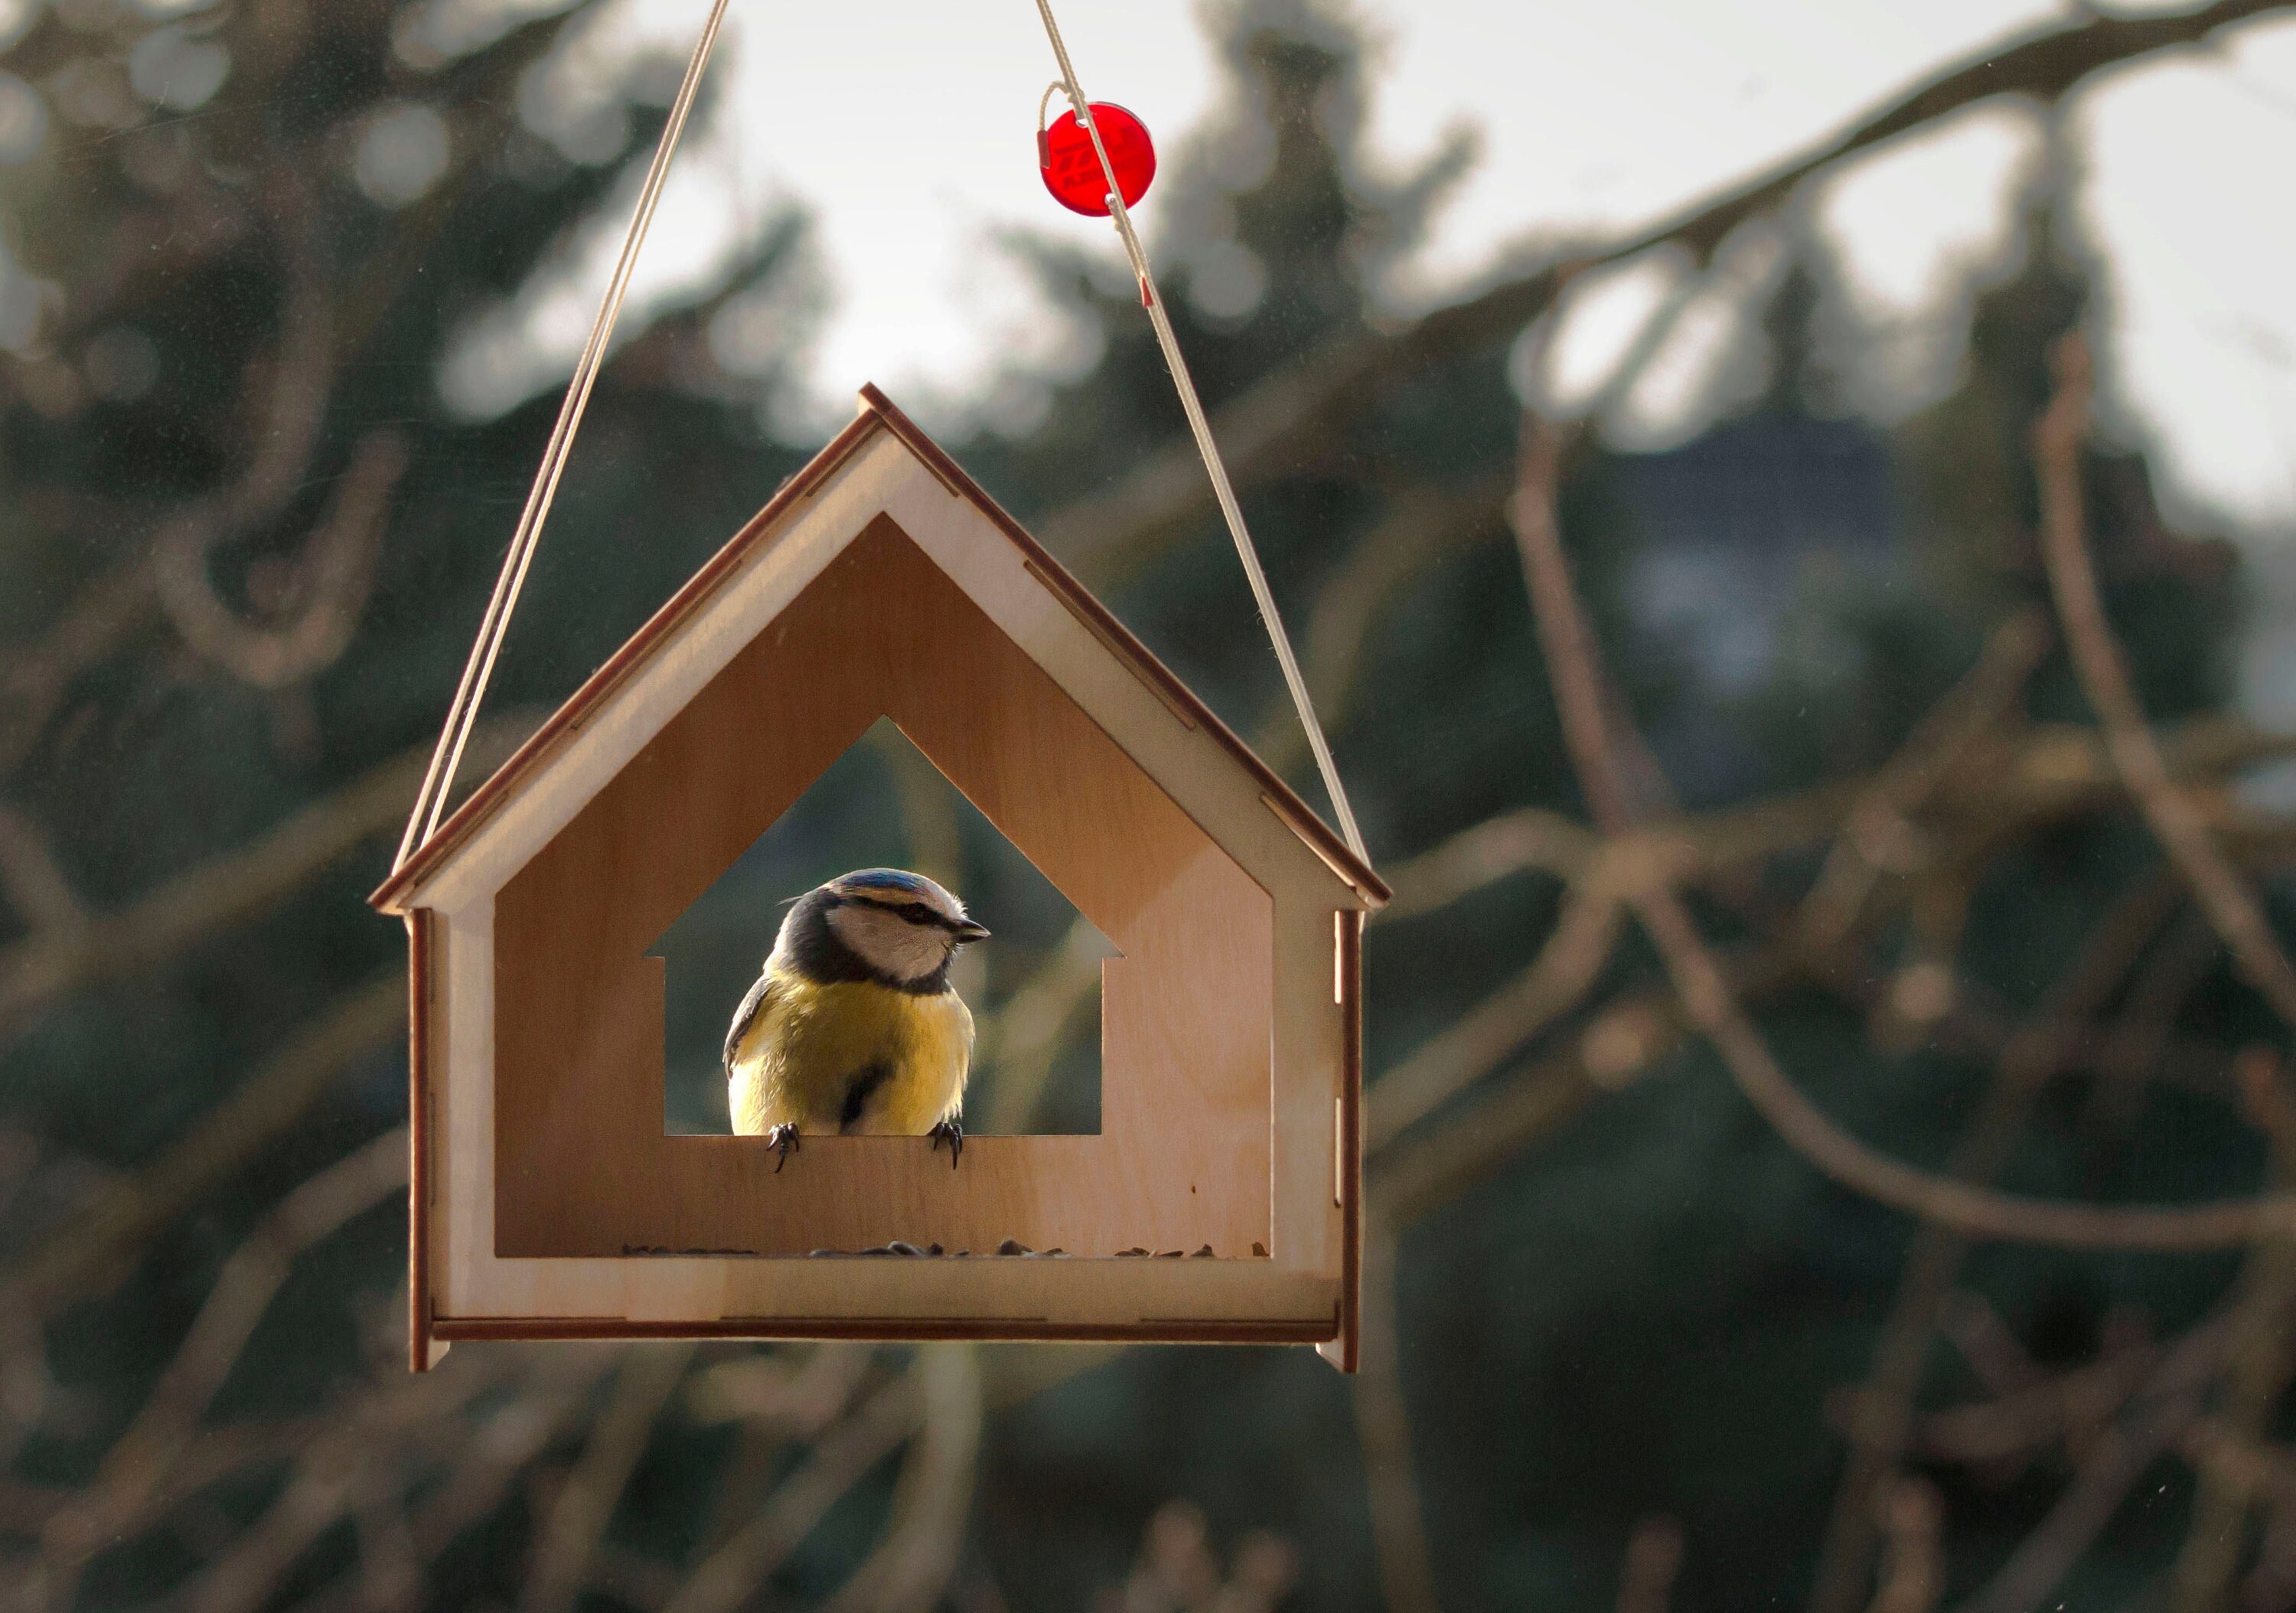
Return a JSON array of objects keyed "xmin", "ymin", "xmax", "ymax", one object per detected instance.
[
  {"xmin": 939, "ymin": 991, "xmax": 977, "ymax": 1124},
  {"xmin": 722, "ymin": 969, "xmax": 780, "ymax": 1075}
]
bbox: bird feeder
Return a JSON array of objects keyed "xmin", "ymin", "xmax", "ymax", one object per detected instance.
[{"xmin": 370, "ymin": 390, "xmax": 1384, "ymax": 1369}]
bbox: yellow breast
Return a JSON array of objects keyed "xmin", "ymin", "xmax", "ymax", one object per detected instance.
[{"xmin": 729, "ymin": 970, "xmax": 974, "ymax": 1137}]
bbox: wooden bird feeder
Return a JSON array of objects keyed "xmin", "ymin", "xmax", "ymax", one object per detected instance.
[{"xmin": 370, "ymin": 389, "xmax": 1386, "ymax": 1370}]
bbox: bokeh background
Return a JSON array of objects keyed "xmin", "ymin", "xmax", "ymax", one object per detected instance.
[{"xmin": 6, "ymin": 2, "xmax": 2296, "ymax": 1610}]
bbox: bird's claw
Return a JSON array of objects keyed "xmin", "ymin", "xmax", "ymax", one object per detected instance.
[
  {"xmin": 928, "ymin": 1118, "xmax": 963, "ymax": 1169},
  {"xmin": 767, "ymin": 1125, "xmax": 801, "ymax": 1172}
]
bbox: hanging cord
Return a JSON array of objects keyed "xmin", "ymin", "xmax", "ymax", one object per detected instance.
[
  {"xmin": 1030, "ymin": 0, "xmax": 1369, "ymax": 864},
  {"xmin": 396, "ymin": 0, "xmax": 1367, "ymax": 869},
  {"xmin": 394, "ymin": 0, "xmax": 732, "ymax": 870}
]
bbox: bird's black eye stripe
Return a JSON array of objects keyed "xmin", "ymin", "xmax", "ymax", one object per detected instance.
[{"xmin": 843, "ymin": 893, "xmax": 962, "ymax": 931}]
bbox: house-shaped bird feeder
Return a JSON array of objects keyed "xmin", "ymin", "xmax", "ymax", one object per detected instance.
[{"xmin": 371, "ymin": 389, "xmax": 1385, "ymax": 1370}]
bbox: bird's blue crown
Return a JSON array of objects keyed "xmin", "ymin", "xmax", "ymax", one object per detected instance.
[{"xmin": 832, "ymin": 869, "xmax": 939, "ymax": 899}]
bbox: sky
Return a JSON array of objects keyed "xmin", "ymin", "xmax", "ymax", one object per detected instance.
[{"xmin": 421, "ymin": 0, "xmax": 2296, "ymax": 534}]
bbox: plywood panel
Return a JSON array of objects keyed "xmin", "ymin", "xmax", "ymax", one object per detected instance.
[
  {"xmin": 1316, "ymin": 909, "xmax": 1364, "ymax": 1371},
  {"xmin": 406, "ymin": 909, "xmax": 435, "ymax": 1373},
  {"xmin": 494, "ymin": 515, "xmax": 1273, "ymax": 1259}
]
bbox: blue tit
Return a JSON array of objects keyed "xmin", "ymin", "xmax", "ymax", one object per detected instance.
[{"xmin": 724, "ymin": 868, "xmax": 989, "ymax": 1169}]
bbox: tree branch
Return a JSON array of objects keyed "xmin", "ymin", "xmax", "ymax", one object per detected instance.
[
  {"xmin": 1365, "ymin": 884, "xmax": 1623, "ymax": 1151},
  {"xmin": 1807, "ymin": 869, "xmax": 2190, "ymax": 1613},
  {"xmin": 2033, "ymin": 331, "xmax": 2296, "ymax": 1030},
  {"xmin": 35, "ymin": 1131, "xmax": 410, "ymax": 1611},
  {"xmin": 0, "ymin": 554, "xmax": 163, "ymax": 781},
  {"xmin": 517, "ymin": 1345, "xmax": 697, "ymax": 1613},
  {"xmin": 1353, "ymin": 1217, "xmax": 1441, "ymax": 1613},
  {"xmin": 1378, "ymin": 715, "xmax": 2296, "ymax": 935},
  {"xmin": 0, "ymin": 717, "xmax": 531, "ymax": 1040},
  {"xmin": 1250, "ymin": 481, "xmax": 1507, "ymax": 777},
  {"xmin": 1505, "ymin": 403, "xmax": 2296, "ymax": 1252},
  {"xmin": 0, "ymin": 974, "xmax": 405, "ymax": 1329},
  {"xmin": 819, "ymin": 1344, "xmax": 983, "ymax": 1613},
  {"xmin": 0, "ymin": 803, "xmax": 88, "ymax": 936},
  {"xmin": 1042, "ymin": 0, "xmax": 2292, "ymax": 593},
  {"xmin": 660, "ymin": 1370, "xmax": 921, "ymax": 1613},
  {"xmin": 1616, "ymin": 1517, "xmax": 1686, "ymax": 1613},
  {"xmin": 2171, "ymin": 1051, "xmax": 2296, "ymax": 1613},
  {"xmin": 155, "ymin": 430, "xmax": 406, "ymax": 692},
  {"xmin": 1955, "ymin": 1314, "xmax": 2233, "ymax": 1613}
]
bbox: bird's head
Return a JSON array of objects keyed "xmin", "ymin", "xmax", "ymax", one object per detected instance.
[{"xmin": 779, "ymin": 868, "xmax": 990, "ymax": 988}]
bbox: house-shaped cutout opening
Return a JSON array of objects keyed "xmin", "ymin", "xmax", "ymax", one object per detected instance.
[
  {"xmin": 655, "ymin": 717, "xmax": 1114, "ymax": 1138},
  {"xmin": 372, "ymin": 388, "xmax": 1386, "ymax": 1362}
]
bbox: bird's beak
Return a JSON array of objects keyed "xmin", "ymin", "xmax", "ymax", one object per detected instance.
[{"xmin": 954, "ymin": 919, "xmax": 990, "ymax": 945}]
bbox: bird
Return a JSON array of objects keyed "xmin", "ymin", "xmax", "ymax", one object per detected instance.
[{"xmin": 724, "ymin": 868, "xmax": 989, "ymax": 1170}]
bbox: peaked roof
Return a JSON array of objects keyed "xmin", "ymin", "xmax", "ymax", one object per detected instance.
[{"xmin": 370, "ymin": 387, "xmax": 1385, "ymax": 913}]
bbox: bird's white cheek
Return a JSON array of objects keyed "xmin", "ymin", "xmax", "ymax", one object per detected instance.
[{"xmin": 828, "ymin": 906, "xmax": 951, "ymax": 981}]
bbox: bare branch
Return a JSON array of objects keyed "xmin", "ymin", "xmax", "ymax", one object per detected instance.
[
  {"xmin": 216, "ymin": 185, "xmax": 335, "ymax": 537},
  {"xmin": 1887, "ymin": 1338, "xmax": 2159, "ymax": 1470},
  {"xmin": 661, "ymin": 1369, "xmax": 921, "ymax": 1613},
  {"xmin": 872, "ymin": 725, "xmax": 967, "ymax": 895},
  {"xmin": 1251, "ymin": 481, "xmax": 1507, "ymax": 776},
  {"xmin": 178, "ymin": 1347, "xmax": 603, "ymax": 1613},
  {"xmin": 820, "ymin": 1344, "xmax": 983, "ymax": 1613},
  {"xmin": 2172, "ymin": 1051, "xmax": 2296, "ymax": 1613},
  {"xmin": 1371, "ymin": 946, "xmax": 1803, "ymax": 1222},
  {"xmin": 1505, "ymin": 403, "xmax": 2296, "ymax": 1252},
  {"xmin": 124, "ymin": 184, "xmax": 336, "ymax": 713},
  {"xmin": 1352, "ymin": 1218, "xmax": 1441, "ymax": 1613},
  {"xmin": 1365, "ymin": 885, "xmax": 1623, "ymax": 1151},
  {"xmin": 35, "ymin": 1131, "xmax": 409, "ymax": 1609},
  {"xmin": 2033, "ymin": 332, "xmax": 2296, "ymax": 1030},
  {"xmin": 0, "ymin": 555, "xmax": 162, "ymax": 779},
  {"xmin": 155, "ymin": 431, "xmax": 406, "ymax": 692},
  {"xmin": 1808, "ymin": 870, "xmax": 2188, "ymax": 1613},
  {"xmin": 0, "ymin": 974, "xmax": 404, "ymax": 1329},
  {"xmin": 980, "ymin": 1341, "xmax": 1126, "ymax": 1413},
  {"xmin": 1796, "ymin": 611, "xmax": 2052, "ymax": 954},
  {"xmin": 0, "ymin": 1421, "xmax": 319, "ymax": 1546},
  {"xmin": 1616, "ymin": 1517, "xmax": 1686, "ymax": 1613},
  {"xmin": 1379, "ymin": 716, "xmax": 2296, "ymax": 933},
  {"xmin": 1043, "ymin": 0, "xmax": 2293, "ymax": 592},
  {"xmin": 518, "ymin": 1345, "xmax": 697, "ymax": 1613},
  {"xmin": 1378, "ymin": 808, "xmax": 1596, "ymax": 924},
  {"xmin": 380, "ymin": 1351, "xmax": 619, "ymax": 1600},
  {"xmin": 1940, "ymin": 1293, "xmax": 2049, "ymax": 1401},
  {"xmin": 688, "ymin": 1343, "xmax": 876, "ymax": 1438},
  {"xmin": 1370, "ymin": 870, "xmax": 2237, "ymax": 1231},
  {"xmin": 1955, "ymin": 1315, "xmax": 2232, "ymax": 1613},
  {"xmin": 1638, "ymin": 761, "xmax": 2292, "ymax": 1249},
  {"xmin": 1868, "ymin": 1480, "xmax": 1945, "ymax": 1613},
  {"xmin": 0, "ymin": 717, "xmax": 532, "ymax": 1040},
  {"xmin": 975, "ymin": 922, "xmax": 1104, "ymax": 1136},
  {"xmin": 351, "ymin": 1491, "xmax": 423, "ymax": 1613},
  {"xmin": 1512, "ymin": 414, "xmax": 1629, "ymax": 833},
  {"xmin": 0, "ymin": 804, "xmax": 88, "ymax": 935},
  {"xmin": 1100, "ymin": 1500, "xmax": 1298, "ymax": 1613}
]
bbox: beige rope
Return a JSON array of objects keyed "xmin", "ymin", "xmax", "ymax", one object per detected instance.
[
  {"xmin": 1030, "ymin": 0, "xmax": 1371, "ymax": 864},
  {"xmin": 395, "ymin": 0, "xmax": 733, "ymax": 869}
]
